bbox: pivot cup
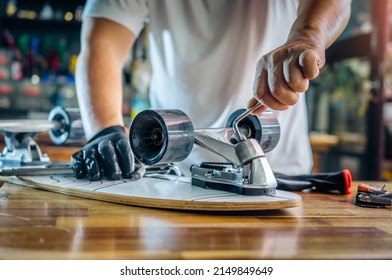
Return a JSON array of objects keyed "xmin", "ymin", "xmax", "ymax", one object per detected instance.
[{"xmin": 226, "ymin": 109, "xmax": 280, "ymax": 153}]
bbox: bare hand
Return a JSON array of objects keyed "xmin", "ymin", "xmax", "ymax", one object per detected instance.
[{"xmin": 248, "ymin": 39, "xmax": 325, "ymax": 114}]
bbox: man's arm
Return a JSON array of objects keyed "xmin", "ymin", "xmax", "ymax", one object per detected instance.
[
  {"xmin": 71, "ymin": 18, "xmax": 136, "ymax": 180},
  {"xmin": 249, "ymin": 0, "xmax": 352, "ymax": 114},
  {"xmin": 76, "ymin": 17, "xmax": 135, "ymax": 139}
]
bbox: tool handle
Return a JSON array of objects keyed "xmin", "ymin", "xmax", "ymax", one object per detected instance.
[
  {"xmin": 276, "ymin": 169, "xmax": 352, "ymax": 194},
  {"xmin": 276, "ymin": 178, "xmax": 313, "ymax": 192}
]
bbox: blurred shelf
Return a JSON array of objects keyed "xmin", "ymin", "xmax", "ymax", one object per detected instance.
[
  {"xmin": 326, "ymin": 32, "xmax": 372, "ymax": 62},
  {"xmin": 309, "ymin": 133, "xmax": 339, "ymax": 173},
  {"xmin": 1, "ymin": 17, "xmax": 81, "ymax": 28},
  {"xmin": 309, "ymin": 133, "xmax": 339, "ymax": 151},
  {"xmin": 319, "ymin": 0, "xmax": 389, "ymax": 180}
]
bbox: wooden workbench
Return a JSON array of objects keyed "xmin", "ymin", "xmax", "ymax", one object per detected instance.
[{"xmin": 0, "ymin": 179, "xmax": 391, "ymax": 260}]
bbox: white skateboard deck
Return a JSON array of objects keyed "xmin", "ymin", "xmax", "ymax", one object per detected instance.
[{"xmin": 3, "ymin": 174, "xmax": 301, "ymax": 211}]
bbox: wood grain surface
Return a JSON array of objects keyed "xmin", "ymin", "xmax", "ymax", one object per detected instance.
[{"xmin": 0, "ymin": 180, "xmax": 391, "ymax": 260}]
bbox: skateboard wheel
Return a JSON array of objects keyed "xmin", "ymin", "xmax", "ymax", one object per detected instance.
[
  {"xmin": 48, "ymin": 107, "xmax": 85, "ymax": 145},
  {"xmin": 129, "ymin": 109, "xmax": 194, "ymax": 165},
  {"xmin": 226, "ymin": 109, "xmax": 280, "ymax": 153}
]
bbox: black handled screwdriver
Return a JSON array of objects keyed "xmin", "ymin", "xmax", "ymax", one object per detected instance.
[{"xmin": 275, "ymin": 169, "xmax": 352, "ymax": 194}]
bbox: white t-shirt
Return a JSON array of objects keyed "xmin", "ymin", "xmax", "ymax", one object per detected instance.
[{"xmin": 83, "ymin": 0, "xmax": 313, "ymax": 175}]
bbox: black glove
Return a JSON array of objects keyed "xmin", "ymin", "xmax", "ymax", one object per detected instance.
[{"xmin": 71, "ymin": 125, "xmax": 135, "ymax": 181}]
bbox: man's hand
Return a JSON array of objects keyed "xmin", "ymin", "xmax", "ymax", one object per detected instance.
[
  {"xmin": 71, "ymin": 125, "xmax": 135, "ymax": 181},
  {"xmin": 249, "ymin": 38, "xmax": 325, "ymax": 115},
  {"xmin": 248, "ymin": 0, "xmax": 351, "ymax": 115}
]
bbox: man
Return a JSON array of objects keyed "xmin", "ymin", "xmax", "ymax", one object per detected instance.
[{"xmin": 71, "ymin": 0, "xmax": 351, "ymax": 181}]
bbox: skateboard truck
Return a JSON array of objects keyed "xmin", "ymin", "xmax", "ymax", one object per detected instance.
[
  {"xmin": 129, "ymin": 103, "xmax": 280, "ymax": 195},
  {"xmin": 0, "ymin": 107, "xmax": 85, "ymax": 168},
  {"xmin": 0, "ymin": 107, "xmax": 179, "ymax": 180}
]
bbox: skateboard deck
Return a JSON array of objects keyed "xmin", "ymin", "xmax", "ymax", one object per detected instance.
[{"xmin": 2, "ymin": 174, "xmax": 301, "ymax": 211}]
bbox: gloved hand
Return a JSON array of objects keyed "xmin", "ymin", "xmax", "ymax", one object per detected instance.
[{"xmin": 70, "ymin": 125, "xmax": 135, "ymax": 181}]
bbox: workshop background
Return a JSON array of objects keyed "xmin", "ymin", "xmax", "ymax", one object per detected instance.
[{"xmin": 0, "ymin": 0, "xmax": 391, "ymax": 181}]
